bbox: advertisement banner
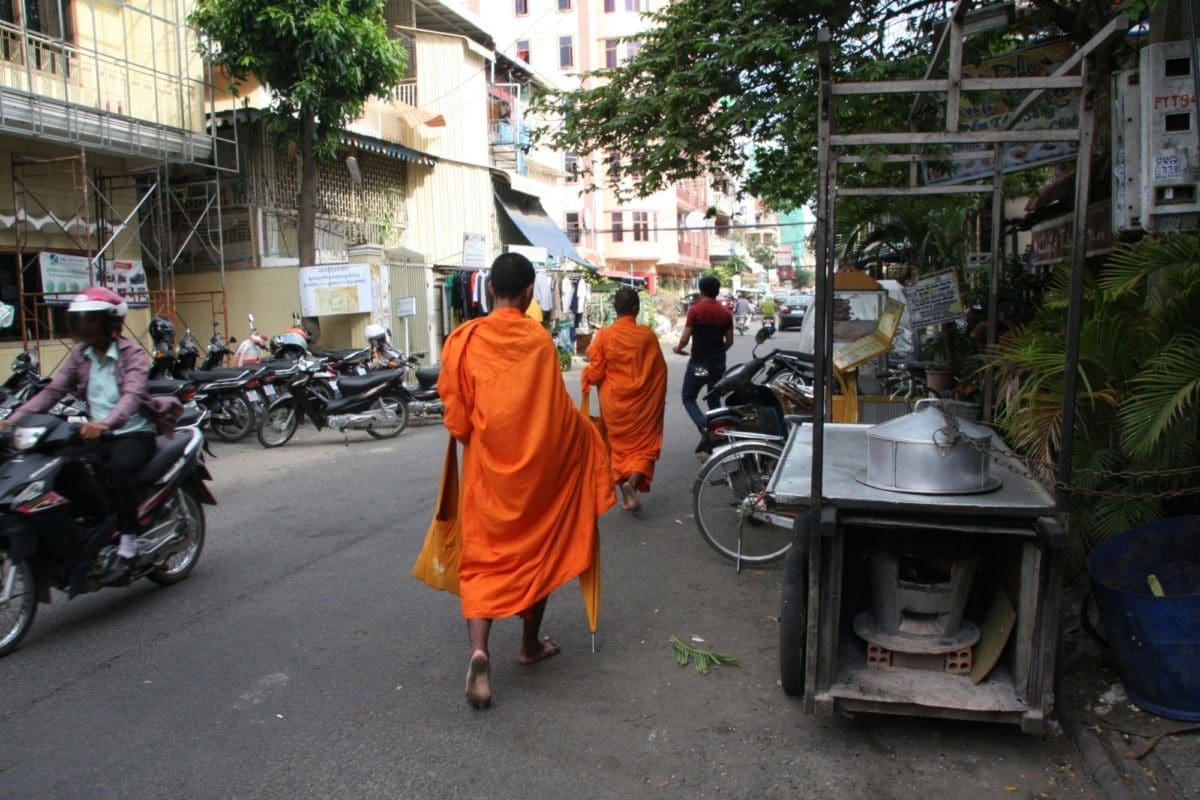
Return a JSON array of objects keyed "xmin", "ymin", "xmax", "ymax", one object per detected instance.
[
  {"xmin": 463, "ymin": 233, "xmax": 487, "ymax": 269},
  {"xmin": 39, "ymin": 252, "xmax": 90, "ymax": 305},
  {"xmin": 106, "ymin": 259, "xmax": 150, "ymax": 307},
  {"xmin": 923, "ymin": 40, "xmax": 1078, "ymax": 185},
  {"xmin": 299, "ymin": 263, "xmax": 372, "ymax": 316}
]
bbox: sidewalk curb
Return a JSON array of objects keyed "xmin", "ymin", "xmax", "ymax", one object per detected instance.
[{"xmin": 1061, "ymin": 708, "xmax": 1136, "ymax": 800}]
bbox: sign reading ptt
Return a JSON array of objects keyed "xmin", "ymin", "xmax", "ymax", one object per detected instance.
[{"xmin": 1154, "ymin": 94, "xmax": 1198, "ymax": 110}]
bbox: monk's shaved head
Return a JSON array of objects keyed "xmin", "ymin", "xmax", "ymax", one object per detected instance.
[
  {"xmin": 613, "ymin": 287, "xmax": 639, "ymax": 316},
  {"xmin": 490, "ymin": 253, "xmax": 535, "ymax": 298}
]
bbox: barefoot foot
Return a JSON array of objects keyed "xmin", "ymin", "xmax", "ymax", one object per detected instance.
[
  {"xmin": 619, "ymin": 480, "xmax": 642, "ymax": 513},
  {"xmin": 517, "ymin": 635, "xmax": 561, "ymax": 665},
  {"xmin": 465, "ymin": 651, "xmax": 492, "ymax": 708}
]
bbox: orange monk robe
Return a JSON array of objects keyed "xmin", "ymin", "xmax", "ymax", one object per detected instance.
[
  {"xmin": 580, "ymin": 315, "xmax": 668, "ymax": 492},
  {"xmin": 440, "ymin": 307, "xmax": 616, "ymax": 619}
]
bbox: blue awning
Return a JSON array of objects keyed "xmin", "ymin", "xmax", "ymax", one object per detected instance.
[{"xmin": 493, "ymin": 190, "xmax": 592, "ymax": 268}]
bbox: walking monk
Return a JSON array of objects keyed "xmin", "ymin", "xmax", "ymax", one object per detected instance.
[
  {"xmin": 581, "ymin": 287, "xmax": 668, "ymax": 513},
  {"xmin": 439, "ymin": 253, "xmax": 616, "ymax": 708}
]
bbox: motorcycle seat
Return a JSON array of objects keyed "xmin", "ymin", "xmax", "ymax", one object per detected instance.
[
  {"xmin": 188, "ymin": 367, "xmax": 256, "ymax": 382},
  {"xmin": 415, "ymin": 363, "xmax": 440, "ymax": 388},
  {"xmin": 147, "ymin": 378, "xmax": 191, "ymax": 396},
  {"xmin": 134, "ymin": 434, "xmax": 193, "ymax": 485},
  {"xmin": 314, "ymin": 347, "xmax": 363, "ymax": 361},
  {"xmin": 337, "ymin": 368, "xmax": 405, "ymax": 395}
]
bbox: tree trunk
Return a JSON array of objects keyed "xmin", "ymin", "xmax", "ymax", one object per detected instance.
[
  {"xmin": 298, "ymin": 108, "xmax": 321, "ymax": 343},
  {"xmin": 298, "ymin": 109, "xmax": 318, "ymax": 267}
]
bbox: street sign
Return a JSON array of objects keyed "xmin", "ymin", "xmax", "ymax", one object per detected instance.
[{"xmin": 396, "ymin": 296, "xmax": 417, "ymax": 318}]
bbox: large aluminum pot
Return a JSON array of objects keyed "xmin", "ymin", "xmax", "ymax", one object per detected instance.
[{"xmin": 860, "ymin": 399, "xmax": 1000, "ymax": 494}]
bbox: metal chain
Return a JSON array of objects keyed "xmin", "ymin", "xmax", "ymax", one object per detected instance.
[{"xmin": 928, "ymin": 401, "xmax": 1200, "ymax": 500}]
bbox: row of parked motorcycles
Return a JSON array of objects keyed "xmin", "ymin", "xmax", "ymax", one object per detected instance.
[{"xmin": 142, "ymin": 314, "xmax": 444, "ymax": 448}]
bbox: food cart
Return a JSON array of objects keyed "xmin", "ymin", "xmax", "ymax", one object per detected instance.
[{"xmin": 775, "ymin": 15, "xmax": 1128, "ymax": 730}]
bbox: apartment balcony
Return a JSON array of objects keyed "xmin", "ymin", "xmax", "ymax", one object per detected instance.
[
  {"xmin": 0, "ymin": 23, "xmax": 211, "ymax": 163},
  {"xmin": 489, "ymin": 119, "xmax": 529, "ymax": 175}
]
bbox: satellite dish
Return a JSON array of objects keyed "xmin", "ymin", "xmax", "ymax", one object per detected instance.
[{"xmin": 683, "ymin": 210, "xmax": 712, "ymax": 230}]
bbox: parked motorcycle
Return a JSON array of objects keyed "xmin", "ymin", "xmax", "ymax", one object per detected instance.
[
  {"xmin": 233, "ymin": 314, "xmax": 269, "ymax": 367},
  {"xmin": 0, "ymin": 414, "xmax": 215, "ymax": 657},
  {"xmin": 173, "ymin": 326, "xmax": 200, "ymax": 377},
  {"xmin": 0, "ymin": 349, "xmax": 48, "ymax": 414},
  {"xmin": 148, "ymin": 316, "xmax": 177, "ymax": 380},
  {"xmin": 198, "ymin": 320, "xmax": 232, "ymax": 371},
  {"xmin": 256, "ymin": 356, "xmax": 409, "ymax": 447},
  {"xmin": 400, "ymin": 353, "xmax": 444, "ymax": 421},
  {"xmin": 701, "ymin": 331, "xmax": 813, "ymax": 446},
  {"xmin": 186, "ymin": 364, "xmax": 269, "ymax": 442}
]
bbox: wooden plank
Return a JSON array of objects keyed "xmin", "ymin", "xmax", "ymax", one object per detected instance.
[
  {"xmin": 837, "ymin": 76, "xmax": 1082, "ymax": 95},
  {"xmin": 837, "ymin": 151, "xmax": 996, "ymax": 164},
  {"xmin": 837, "ymin": 185, "xmax": 992, "ymax": 196},
  {"xmin": 832, "ymin": 129, "xmax": 1078, "ymax": 146},
  {"xmin": 1012, "ymin": 541, "xmax": 1041, "ymax": 698},
  {"xmin": 804, "ymin": 531, "xmax": 823, "ymax": 714},
  {"xmin": 946, "ymin": 15, "xmax": 963, "ymax": 131},
  {"xmin": 909, "ymin": 0, "xmax": 968, "ymax": 122}
]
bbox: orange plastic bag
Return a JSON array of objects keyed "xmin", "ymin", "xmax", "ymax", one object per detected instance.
[
  {"xmin": 580, "ymin": 389, "xmax": 609, "ymax": 451},
  {"xmin": 411, "ymin": 436, "xmax": 462, "ymax": 595}
]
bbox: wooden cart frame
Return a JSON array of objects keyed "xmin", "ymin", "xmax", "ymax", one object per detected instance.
[{"xmin": 779, "ymin": 4, "xmax": 1130, "ymax": 730}]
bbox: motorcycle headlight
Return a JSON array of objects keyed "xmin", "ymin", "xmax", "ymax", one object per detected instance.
[
  {"xmin": 12, "ymin": 425, "xmax": 46, "ymax": 451},
  {"xmin": 12, "ymin": 480, "xmax": 46, "ymax": 506}
]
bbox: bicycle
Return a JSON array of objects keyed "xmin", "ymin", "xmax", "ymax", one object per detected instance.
[{"xmin": 692, "ymin": 438, "xmax": 795, "ymax": 570}]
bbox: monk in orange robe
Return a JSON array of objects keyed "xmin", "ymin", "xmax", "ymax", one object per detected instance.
[
  {"xmin": 439, "ymin": 252, "xmax": 615, "ymax": 708},
  {"xmin": 581, "ymin": 287, "xmax": 668, "ymax": 513}
]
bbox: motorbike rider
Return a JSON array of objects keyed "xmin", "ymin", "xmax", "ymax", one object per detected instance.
[
  {"xmin": 733, "ymin": 294, "xmax": 753, "ymax": 331},
  {"xmin": 0, "ymin": 286, "xmax": 155, "ymax": 584}
]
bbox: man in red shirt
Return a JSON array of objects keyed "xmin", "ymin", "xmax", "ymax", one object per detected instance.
[{"xmin": 673, "ymin": 274, "xmax": 733, "ymax": 454}]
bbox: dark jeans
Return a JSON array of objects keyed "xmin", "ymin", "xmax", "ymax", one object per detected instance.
[
  {"xmin": 681, "ymin": 358, "xmax": 726, "ymax": 434},
  {"xmin": 86, "ymin": 433, "xmax": 156, "ymax": 534}
]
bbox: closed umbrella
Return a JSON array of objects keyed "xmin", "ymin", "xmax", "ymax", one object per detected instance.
[{"xmin": 580, "ymin": 526, "xmax": 601, "ymax": 651}]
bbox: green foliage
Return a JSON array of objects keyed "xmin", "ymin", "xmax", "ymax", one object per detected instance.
[
  {"xmin": 533, "ymin": 0, "xmax": 1124, "ymax": 213},
  {"xmin": 983, "ymin": 233, "xmax": 1200, "ymax": 548},
  {"xmin": 670, "ymin": 635, "xmax": 742, "ymax": 675},
  {"xmin": 190, "ymin": 0, "xmax": 408, "ymax": 158}
]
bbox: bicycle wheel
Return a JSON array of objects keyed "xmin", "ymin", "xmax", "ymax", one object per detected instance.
[{"xmin": 692, "ymin": 442, "xmax": 793, "ymax": 564}]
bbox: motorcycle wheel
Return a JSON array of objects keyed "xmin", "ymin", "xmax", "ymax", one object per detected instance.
[
  {"xmin": 208, "ymin": 393, "xmax": 256, "ymax": 442},
  {"xmin": 0, "ymin": 552, "xmax": 37, "ymax": 658},
  {"xmin": 365, "ymin": 392, "xmax": 409, "ymax": 439},
  {"xmin": 257, "ymin": 405, "xmax": 299, "ymax": 448},
  {"xmin": 148, "ymin": 487, "xmax": 206, "ymax": 586}
]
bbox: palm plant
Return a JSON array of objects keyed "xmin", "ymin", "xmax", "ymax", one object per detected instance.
[{"xmin": 983, "ymin": 233, "xmax": 1200, "ymax": 550}]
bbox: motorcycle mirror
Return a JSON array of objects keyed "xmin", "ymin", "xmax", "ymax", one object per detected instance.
[
  {"xmin": 248, "ymin": 313, "xmax": 255, "ymax": 326},
  {"xmin": 755, "ymin": 327, "xmax": 771, "ymax": 345}
]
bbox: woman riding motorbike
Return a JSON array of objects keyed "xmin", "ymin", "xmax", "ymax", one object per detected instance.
[{"xmin": 0, "ymin": 286, "xmax": 155, "ymax": 584}]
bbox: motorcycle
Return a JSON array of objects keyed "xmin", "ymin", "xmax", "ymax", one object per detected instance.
[
  {"xmin": 0, "ymin": 349, "xmax": 48, "ymax": 416},
  {"xmin": 0, "ymin": 414, "xmax": 215, "ymax": 657},
  {"xmin": 758, "ymin": 318, "xmax": 776, "ymax": 339},
  {"xmin": 147, "ymin": 316, "xmax": 177, "ymax": 380},
  {"xmin": 173, "ymin": 326, "xmax": 200, "ymax": 377},
  {"xmin": 256, "ymin": 355, "xmax": 409, "ymax": 447},
  {"xmin": 187, "ymin": 364, "xmax": 268, "ymax": 443},
  {"xmin": 233, "ymin": 314, "xmax": 269, "ymax": 367},
  {"xmin": 701, "ymin": 330, "xmax": 813, "ymax": 447},
  {"xmin": 198, "ymin": 320, "xmax": 232, "ymax": 372},
  {"xmin": 735, "ymin": 313, "xmax": 750, "ymax": 336},
  {"xmin": 400, "ymin": 352, "xmax": 443, "ymax": 421}
]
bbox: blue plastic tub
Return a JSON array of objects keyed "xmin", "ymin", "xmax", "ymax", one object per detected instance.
[{"xmin": 1087, "ymin": 516, "xmax": 1200, "ymax": 721}]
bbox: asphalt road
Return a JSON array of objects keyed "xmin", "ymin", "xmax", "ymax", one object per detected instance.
[{"xmin": 0, "ymin": 328, "xmax": 1098, "ymax": 799}]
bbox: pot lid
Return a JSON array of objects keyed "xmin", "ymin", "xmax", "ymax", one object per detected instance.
[{"xmin": 866, "ymin": 399, "xmax": 994, "ymax": 445}]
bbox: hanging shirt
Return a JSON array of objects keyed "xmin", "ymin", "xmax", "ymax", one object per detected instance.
[
  {"xmin": 533, "ymin": 270, "xmax": 553, "ymax": 311},
  {"xmin": 560, "ymin": 277, "xmax": 575, "ymax": 316}
]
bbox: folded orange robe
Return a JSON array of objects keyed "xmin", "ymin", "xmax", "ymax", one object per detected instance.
[
  {"xmin": 580, "ymin": 316, "xmax": 668, "ymax": 492},
  {"xmin": 440, "ymin": 307, "xmax": 616, "ymax": 619}
]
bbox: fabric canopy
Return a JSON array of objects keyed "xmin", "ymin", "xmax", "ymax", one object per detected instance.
[{"xmin": 493, "ymin": 188, "xmax": 592, "ymax": 268}]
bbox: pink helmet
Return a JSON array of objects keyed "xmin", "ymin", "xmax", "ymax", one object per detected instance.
[{"xmin": 68, "ymin": 286, "xmax": 128, "ymax": 318}]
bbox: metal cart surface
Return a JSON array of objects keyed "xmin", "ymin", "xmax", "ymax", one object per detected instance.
[{"xmin": 769, "ymin": 423, "xmax": 1064, "ymax": 733}]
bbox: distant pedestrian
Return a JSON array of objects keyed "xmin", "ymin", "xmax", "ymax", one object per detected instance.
[{"xmin": 672, "ymin": 274, "xmax": 733, "ymax": 454}]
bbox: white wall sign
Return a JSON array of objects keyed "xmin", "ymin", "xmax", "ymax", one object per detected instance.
[
  {"xmin": 38, "ymin": 251, "xmax": 90, "ymax": 305},
  {"xmin": 902, "ymin": 269, "xmax": 966, "ymax": 327},
  {"xmin": 504, "ymin": 244, "xmax": 548, "ymax": 268},
  {"xmin": 463, "ymin": 233, "xmax": 487, "ymax": 269},
  {"xmin": 395, "ymin": 296, "xmax": 417, "ymax": 318},
  {"xmin": 299, "ymin": 263, "xmax": 372, "ymax": 316}
]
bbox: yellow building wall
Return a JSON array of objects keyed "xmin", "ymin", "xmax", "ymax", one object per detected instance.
[{"xmin": 403, "ymin": 160, "xmax": 495, "ymax": 266}]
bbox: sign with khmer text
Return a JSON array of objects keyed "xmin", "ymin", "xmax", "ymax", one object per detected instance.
[{"xmin": 299, "ymin": 263, "xmax": 372, "ymax": 316}]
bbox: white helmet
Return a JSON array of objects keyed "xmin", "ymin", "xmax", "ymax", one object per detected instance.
[{"xmin": 365, "ymin": 323, "xmax": 388, "ymax": 344}]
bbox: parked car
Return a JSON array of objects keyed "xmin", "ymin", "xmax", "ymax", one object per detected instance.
[
  {"xmin": 677, "ymin": 291, "xmax": 701, "ymax": 315},
  {"xmin": 777, "ymin": 293, "xmax": 813, "ymax": 330},
  {"xmin": 718, "ymin": 293, "xmax": 737, "ymax": 312}
]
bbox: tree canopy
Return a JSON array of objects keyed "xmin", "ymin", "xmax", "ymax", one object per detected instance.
[
  {"xmin": 190, "ymin": 0, "xmax": 407, "ymax": 266},
  {"xmin": 535, "ymin": 0, "xmax": 1138, "ymax": 214}
]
